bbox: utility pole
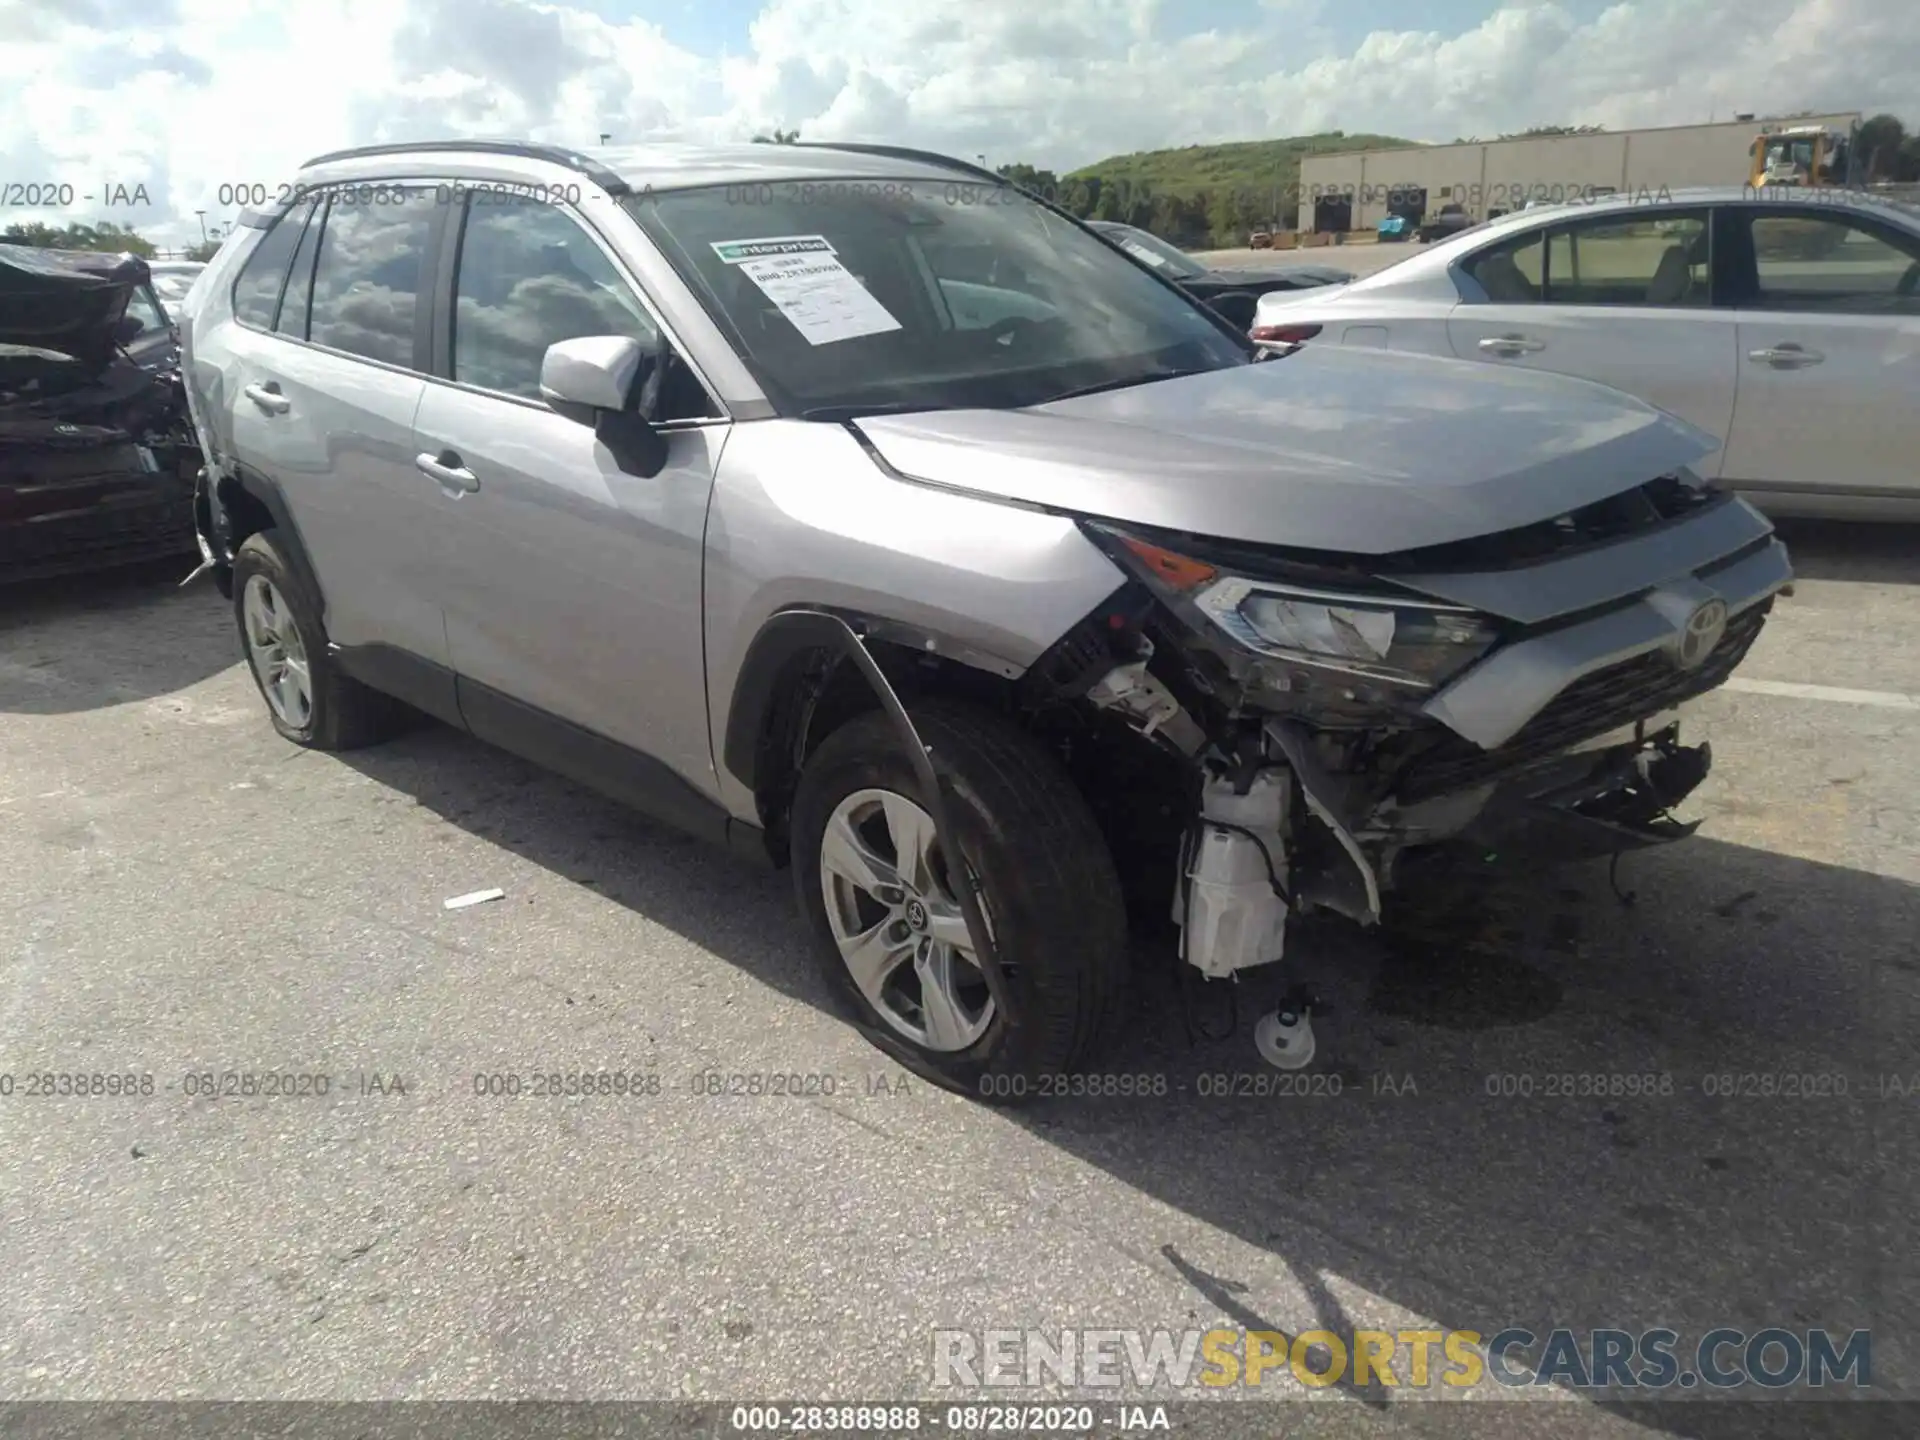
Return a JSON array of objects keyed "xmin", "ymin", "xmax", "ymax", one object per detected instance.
[{"xmin": 195, "ymin": 210, "xmax": 207, "ymax": 243}]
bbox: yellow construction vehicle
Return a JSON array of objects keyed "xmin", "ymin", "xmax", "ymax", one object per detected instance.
[{"xmin": 1748, "ymin": 123, "xmax": 1854, "ymax": 189}]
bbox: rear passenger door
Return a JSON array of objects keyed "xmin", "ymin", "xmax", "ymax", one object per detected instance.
[
  {"xmin": 1716, "ymin": 205, "xmax": 1920, "ymax": 499},
  {"xmin": 223, "ymin": 184, "xmax": 453, "ymax": 688},
  {"xmin": 1446, "ymin": 208, "xmax": 1740, "ymax": 476},
  {"xmin": 412, "ymin": 190, "xmax": 728, "ymax": 795}
]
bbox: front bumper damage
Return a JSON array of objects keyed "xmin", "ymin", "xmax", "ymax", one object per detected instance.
[{"xmin": 1066, "ymin": 489, "xmax": 1791, "ymax": 989}]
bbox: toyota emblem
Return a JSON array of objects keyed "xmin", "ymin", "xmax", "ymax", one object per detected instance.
[{"xmin": 1674, "ymin": 598, "xmax": 1728, "ymax": 670}]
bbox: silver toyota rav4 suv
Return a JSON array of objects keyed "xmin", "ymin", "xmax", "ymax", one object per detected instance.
[{"xmin": 179, "ymin": 139, "xmax": 1790, "ymax": 1092}]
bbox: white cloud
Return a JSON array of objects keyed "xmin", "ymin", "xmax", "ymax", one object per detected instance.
[{"xmin": 1, "ymin": 0, "xmax": 1914, "ymax": 247}]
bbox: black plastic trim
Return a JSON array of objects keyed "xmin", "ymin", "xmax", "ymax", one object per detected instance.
[
  {"xmin": 722, "ymin": 608, "xmax": 1028, "ymax": 794},
  {"xmin": 220, "ymin": 464, "xmax": 324, "ymax": 604},
  {"xmin": 456, "ymin": 677, "xmax": 750, "ymax": 856},
  {"xmin": 299, "ymin": 140, "xmax": 631, "ymax": 197},
  {"xmin": 331, "ymin": 643, "xmax": 463, "ymax": 730}
]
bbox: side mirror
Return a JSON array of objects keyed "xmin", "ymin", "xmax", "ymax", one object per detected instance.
[
  {"xmin": 539, "ymin": 335, "xmax": 668, "ymax": 478},
  {"xmin": 1206, "ymin": 291, "xmax": 1259, "ymax": 330}
]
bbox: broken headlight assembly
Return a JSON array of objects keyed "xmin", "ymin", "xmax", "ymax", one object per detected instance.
[
  {"xmin": 1194, "ymin": 576, "xmax": 1497, "ymax": 690},
  {"xmin": 1084, "ymin": 523, "xmax": 1501, "ymax": 711}
]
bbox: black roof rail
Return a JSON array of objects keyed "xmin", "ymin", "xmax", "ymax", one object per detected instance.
[
  {"xmin": 789, "ymin": 141, "xmax": 1005, "ymax": 186},
  {"xmin": 298, "ymin": 139, "xmax": 630, "ymax": 196}
]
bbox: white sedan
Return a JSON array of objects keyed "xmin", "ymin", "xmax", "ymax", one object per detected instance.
[{"xmin": 1249, "ymin": 185, "xmax": 1920, "ymax": 521}]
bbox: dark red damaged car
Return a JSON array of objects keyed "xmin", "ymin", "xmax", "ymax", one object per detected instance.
[{"xmin": 1, "ymin": 244, "xmax": 201, "ymax": 584}]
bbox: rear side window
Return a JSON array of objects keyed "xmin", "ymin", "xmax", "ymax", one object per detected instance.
[
  {"xmin": 1546, "ymin": 213, "xmax": 1709, "ymax": 307},
  {"xmin": 230, "ymin": 197, "xmax": 316, "ymax": 329},
  {"xmin": 275, "ymin": 198, "xmax": 325, "ymax": 340},
  {"xmin": 1463, "ymin": 232, "xmax": 1545, "ymax": 303},
  {"xmin": 307, "ymin": 186, "xmax": 438, "ymax": 367},
  {"xmin": 1464, "ymin": 211, "xmax": 1710, "ymax": 307}
]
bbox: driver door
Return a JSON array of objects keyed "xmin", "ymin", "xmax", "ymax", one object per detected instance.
[{"xmin": 1716, "ymin": 205, "xmax": 1920, "ymax": 498}]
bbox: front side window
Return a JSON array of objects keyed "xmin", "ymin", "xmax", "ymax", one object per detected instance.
[
  {"xmin": 230, "ymin": 196, "xmax": 316, "ymax": 330},
  {"xmin": 1743, "ymin": 211, "xmax": 1920, "ymax": 314},
  {"xmin": 451, "ymin": 194, "xmax": 660, "ymax": 401},
  {"xmin": 626, "ymin": 180, "xmax": 1247, "ymax": 417},
  {"xmin": 306, "ymin": 186, "xmax": 438, "ymax": 367}
]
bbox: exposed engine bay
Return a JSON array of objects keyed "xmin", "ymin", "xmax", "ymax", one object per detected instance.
[{"xmin": 1013, "ymin": 474, "xmax": 1791, "ymax": 1067}]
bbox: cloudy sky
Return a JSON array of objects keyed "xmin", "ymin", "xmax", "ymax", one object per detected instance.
[{"xmin": 2, "ymin": 0, "xmax": 1914, "ymax": 247}]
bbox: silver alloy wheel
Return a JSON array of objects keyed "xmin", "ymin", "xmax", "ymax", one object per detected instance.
[
  {"xmin": 818, "ymin": 786, "xmax": 995, "ymax": 1052},
  {"xmin": 241, "ymin": 574, "xmax": 313, "ymax": 729}
]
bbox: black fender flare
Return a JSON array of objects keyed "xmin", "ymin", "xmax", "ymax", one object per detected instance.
[
  {"xmin": 721, "ymin": 609, "xmax": 1022, "ymax": 795},
  {"xmin": 722, "ymin": 608, "xmax": 1011, "ymax": 1011},
  {"xmin": 213, "ymin": 464, "xmax": 326, "ymax": 612}
]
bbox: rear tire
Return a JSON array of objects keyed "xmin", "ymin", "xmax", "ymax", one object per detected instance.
[
  {"xmin": 790, "ymin": 701, "xmax": 1130, "ymax": 1102},
  {"xmin": 231, "ymin": 530, "xmax": 401, "ymax": 750}
]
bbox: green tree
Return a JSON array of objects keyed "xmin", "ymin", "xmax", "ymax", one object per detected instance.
[
  {"xmin": 2, "ymin": 219, "xmax": 155, "ymax": 256},
  {"xmin": 1500, "ymin": 123, "xmax": 1605, "ymax": 138},
  {"xmin": 1855, "ymin": 113, "xmax": 1907, "ymax": 180},
  {"xmin": 183, "ymin": 238, "xmax": 223, "ymax": 262},
  {"xmin": 752, "ymin": 126, "xmax": 801, "ymax": 144}
]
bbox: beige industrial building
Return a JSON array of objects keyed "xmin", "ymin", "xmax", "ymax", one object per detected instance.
[{"xmin": 1295, "ymin": 113, "xmax": 1861, "ymax": 232}]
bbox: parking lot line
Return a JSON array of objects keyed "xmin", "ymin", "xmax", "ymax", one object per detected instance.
[{"xmin": 1722, "ymin": 677, "xmax": 1920, "ymax": 710}]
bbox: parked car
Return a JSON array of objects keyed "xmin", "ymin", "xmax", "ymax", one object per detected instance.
[
  {"xmin": 148, "ymin": 260, "xmax": 206, "ymax": 311},
  {"xmin": 1086, "ymin": 221, "xmax": 1350, "ymax": 325},
  {"xmin": 1, "ymin": 244, "xmax": 199, "ymax": 583},
  {"xmin": 179, "ymin": 140, "xmax": 1787, "ymax": 1091},
  {"xmin": 1416, "ymin": 203, "xmax": 1476, "ymax": 243},
  {"xmin": 1247, "ymin": 185, "xmax": 1920, "ymax": 520}
]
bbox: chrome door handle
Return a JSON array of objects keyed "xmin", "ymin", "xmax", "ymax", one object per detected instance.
[
  {"xmin": 243, "ymin": 382, "xmax": 290, "ymax": 414},
  {"xmin": 1478, "ymin": 334, "xmax": 1545, "ymax": 355},
  {"xmin": 1748, "ymin": 343, "xmax": 1824, "ymax": 368},
  {"xmin": 415, "ymin": 451, "xmax": 479, "ymax": 493}
]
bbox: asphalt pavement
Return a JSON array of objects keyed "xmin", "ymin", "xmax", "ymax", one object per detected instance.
[{"xmin": 1, "ymin": 519, "xmax": 1916, "ymax": 1437}]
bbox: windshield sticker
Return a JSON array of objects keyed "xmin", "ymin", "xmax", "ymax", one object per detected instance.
[
  {"xmin": 717, "ymin": 237, "xmax": 903, "ymax": 346},
  {"xmin": 711, "ymin": 235, "xmax": 837, "ymax": 263},
  {"xmin": 1121, "ymin": 241, "xmax": 1169, "ymax": 268}
]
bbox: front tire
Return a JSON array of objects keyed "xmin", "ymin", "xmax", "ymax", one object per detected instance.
[
  {"xmin": 790, "ymin": 702, "xmax": 1130, "ymax": 1101},
  {"xmin": 231, "ymin": 530, "xmax": 400, "ymax": 750}
]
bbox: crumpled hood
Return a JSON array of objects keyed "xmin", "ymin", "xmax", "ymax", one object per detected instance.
[
  {"xmin": 0, "ymin": 243, "xmax": 149, "ymax": 373},
  {"xmin": 853, "ymin": 346, "xmax": 1719, "ymax": 555}
]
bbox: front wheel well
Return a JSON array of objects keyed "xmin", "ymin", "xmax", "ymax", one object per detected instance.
[{"xmin": 741, "ymin": 636, "xmax": 1018, "ymax": 865}]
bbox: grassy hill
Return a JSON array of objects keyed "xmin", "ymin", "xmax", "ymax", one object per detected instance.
[{"xmin": 1065, "ymin": 132, "xmax": 1419, "ymax": 209}]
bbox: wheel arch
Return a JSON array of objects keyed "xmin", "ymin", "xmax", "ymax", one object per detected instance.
[
  {"xmin": 721, "ymin": 609, "xmax": 1030, "ymax": 863},
  {"xmin": 209, "ymin": 466, "xmax": 323, "ymax": 609}
]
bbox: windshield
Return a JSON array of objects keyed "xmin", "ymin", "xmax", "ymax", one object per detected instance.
[
  {"xmin": 626, "ymin": 180, "xmax": 1247, "ymax": 417},
  {"xmin": 1093, "ymin": 224, "xmax": 1207, "ymax": 280}
]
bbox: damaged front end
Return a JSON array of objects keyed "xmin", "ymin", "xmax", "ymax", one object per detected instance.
[
  {"xmin": 0, "ymin": 245, "xmax": 199, "ymax": 584},
  {"xmin": 1025, "ymin": 472, "xmax": 1789, "ymax": 1006}
]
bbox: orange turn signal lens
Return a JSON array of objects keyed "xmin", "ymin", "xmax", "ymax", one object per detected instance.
[{"xmin": 1118, "ymin": 536, "xmax": 1218, "ymax": 593}]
